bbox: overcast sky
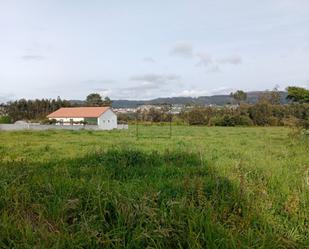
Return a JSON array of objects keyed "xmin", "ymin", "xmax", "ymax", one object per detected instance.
[{"xmin": 0, "ymin": 0, "xmax": 309, "ymax": 102}]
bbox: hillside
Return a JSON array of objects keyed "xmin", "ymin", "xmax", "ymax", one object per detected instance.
[{"xmin": 110, "ymin": 91, "xmax": 288, "ymax": 108}]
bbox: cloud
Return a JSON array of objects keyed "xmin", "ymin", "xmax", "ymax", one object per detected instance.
[
  {"xmin": 172, "ymin": 86, "xmax": 235, "ymax": 97},
  {"xmin": 196, "ymin": 52, "xmax": 242, "ymax": 72},
  {"xmin": 130, "ymin": 73, "xmax": 180, "ymax": 83},
  {"xmin": 104, "ymin": 73, "xmax": 181, "ymax": 99},
  {"xmin": 170, "ymin": 42, "xmax": 193, "ymax": 58},
  {"xmin": 168, "ymin": 42, "xmax": 242, "ymax": 74},
  {"xmin": 113, "ymin": 83, "xmax": 163, "ymax": 99},
  {"xmin": 92, "ymin": 88, "xmax": 113, "ymax": 97},
  {"xmin": 217, "ymin": 55, "xmax": 242, "ymax": 65},
  {"xmin": 210, "ymin": 87, "xmax": 235, "ymax": 95},
  {"xmin": 207, "ymin": 65, "xmax": 221, "ymax": 73},
  {"xmin": 123, "ymin": 82, "xmax": 159, "ymax": 91},
  {"xmin": 196, "ymin": 52, "xmax": 213, "ymax": 67},
  {"xmin": 172, "ymin": 89, "xmax": 210, "ymax": 97},
  {"xmin": 21, "ymin": 55, "xmax": 45, "ymax": 61},
  {"xmin": 82, "ymin": 79, "xmax": 116, "ymax": 85},
  {"xmin": 21, "ymin": 42, "xmax": 52, "ymax": 61},
  {"xmin": 142, "ymin": 57, "xmax": 156, "ymax": 63}
]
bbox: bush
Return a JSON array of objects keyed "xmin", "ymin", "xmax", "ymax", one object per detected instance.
[
  {"xmin": 237, "ymin": 115, "xmax": 254, "ymax": 126},
  {"xmin": 282, "ymin": 117, "xmax": 300, "ymax": 127},
  {"xmin": 268, "ymin": 116, "xmax": 280, "ymax": 126},
  {"xmin": 185, "ymin": 107, "xmax": 211, "ymax": 125},
  {"xmin": 210, "ymin": 115, "xmax": 253, "ymax": 126},
  {"xmin": 40, "ymin": 118, "xmax": 57, "ymax": 125},
  {"xmin": 0, "ymin": 115, "xmax": 12, "ymax": 124},
  {"xmin": 298, "ymin": 119, "xmax": 309, "ymax": 129}
]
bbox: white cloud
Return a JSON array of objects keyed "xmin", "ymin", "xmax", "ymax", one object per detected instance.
[
  {"xmin": 196, "ymin": 52, "xmax": 213, "ymax": 67},
  {"xmin": 103, "ymin": 73, "xmax": 182, "ymax": 99},
  {"xmin": 217, "ymin": 55, "xmax": 242, "ymax": 65},
  {"xmin": 196, "ymin": 53, "xmax": 242, "ymax": 72},
  {"xmin": 172, "ymin": 89, "xmax": 210, "ymax": 97},
  {"xmin": 142, "ymin": 57, "xmax": 156, "ymax": 63},
  {"xmin": 82, "ymin": 79, "xmax": 116, "ymax": 85},
  {"xmin": 130, "ymin": 73, "xmax": 180, "ymax": 83},
  {"xmin": 210, "ymin": 87, "xmax": 235, "ymax": 95},
  {"xmin": 21, "ymin": 55, "xmax": 45, "ymax": 61},
  {"xmin": 172, "ymin": 86, "xmax": 236, "ymax": 97},
  {"xmin": 170, "ymin": 42, "xmax": 193, "ymax": 58},
  {"xmin": 207, "ymin": 65, "xmax": 221, "ymax": 73}
]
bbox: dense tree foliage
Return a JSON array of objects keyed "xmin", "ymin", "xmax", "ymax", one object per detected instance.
[
  {"xmin": 86, "ymin": 93, "xmax": 113, "ymax": 107},
  {"xmin": 136, "ymin": 107, "xmax": 172, "ymax": 123},
  {"xmin": 230, "ymin": 90, "xmax": 247, "ymax": 104},
  {"xmin": 181, "ymin": 102, "xmax": 309, "ymax": 127},
  {"xmin": 103, "ymin": 96, "xmax": 113, "ymax": 107},
  {"xmin": 1, "ymin": 87, "xmax": 309, "ymax": 127},
  {"xmin": 286, "ymin": 86, "xmax": 309, "ymax": 103},
  {"xmin": 86, "ymin": 93, "xmax": 103, "ymax": 106},
  {"xmin": 0, "ymin": 115, "xmax": 11, "ymax": 124},
  {"xmin": 116, "ymin": 101, "xmax": 309, "ymax": 128},
  {"xmin": 5, "ymin": 97, "xmax": 71, "ymax": 122},
  {"xmin": 1, "ymin": 94, "xmax": 113, "ymax": 122}
]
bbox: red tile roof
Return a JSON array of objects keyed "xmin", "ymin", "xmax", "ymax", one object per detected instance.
[{"xmin": 47, "ymin": 107, "xmax": 110, "ymax": 118}]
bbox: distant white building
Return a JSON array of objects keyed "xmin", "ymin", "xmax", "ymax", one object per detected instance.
[
  {"xmin": 113, "ymin": 108, "xmax": 137, "ymax": 114},
  {"xmin": 47, "ymin": 107, "xmax": 117, "ymax": 130},
  {"xmin": 137, "ymin": 105, "xmax": 161, "ymax": 111}
]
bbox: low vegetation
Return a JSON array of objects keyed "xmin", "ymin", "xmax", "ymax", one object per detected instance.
[
  {"xmin": 0, "ymin": 126, "xmax": 308, "ymax": 248},
  {"xmin": 2, "ymin": 87, "xmax": 309, "ymax": 128},
  {"xmin": 0, "ymin": 115, "xmax": 11, "ymax": 124}
]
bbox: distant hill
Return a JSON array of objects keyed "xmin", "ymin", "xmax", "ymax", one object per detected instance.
[
  {"xmin": 69, "ymin": 91, "xmax": 288, "ymax": 108},
  {"xmin": 108, "ymin": 91, "xmax": 289, "ymax": 108}
]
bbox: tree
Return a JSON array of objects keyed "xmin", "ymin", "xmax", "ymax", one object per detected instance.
[
  {"xmin": 0, "ymin": 115, "xmax": 11, "ymax": 124},
  {"xmin": 286, "ymin": 86, "xmax": 309, "ymax": 103},
  {"xmin": 248, "ymin": 102, "xmax": 272, "ymax": 126},
  {"xmin": 147, "ymin": 107, "xmax": 162, "ymax": 122},
  {"xmin": 102, "ymin": 96, "xmax": 113, "ymax": 107},
  {"xmin": 86, "ymin": 93, "xmax": 103, "ymax": 107},
  {"xmin": 230, "ymin": 90, "xmax": 247, "ymax": 104},
  {"xmin": 269, "ymin": 87, "xmax": 281, "ymax": 105},
  {"xmin": 5, "ymin": 98, "xmax": 71, "ymax": 122},
  {"xmin": 257, "ymin": 88, "xmax": 281, "ymax": 105},
  {"xmin": 184, "ymin": 107, "xmax": 210, "ymax": 125}
]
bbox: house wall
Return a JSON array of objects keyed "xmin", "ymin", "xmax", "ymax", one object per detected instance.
[
  {"xmin": 49, "ymin": 117, "xmax": 84, "ymax": 125},
  {"xmin": 0, "ymin": 124, "xmax": 128, "ymax": 131},
  {"xmin": 98, "ymin": 109, "xmax": 117, "ymax": 130}
]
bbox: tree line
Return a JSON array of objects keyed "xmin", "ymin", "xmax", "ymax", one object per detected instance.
[
  {"xmin": 1, "ymin": 87, "xmax": 309, "ymax": 127},
  {"xmin": 119, "ymin": 87, "xmax": 309, "ymax": 128},
  {"xmin": 0, "ymin": 93, "xmax": 112, "ymax": 123}
]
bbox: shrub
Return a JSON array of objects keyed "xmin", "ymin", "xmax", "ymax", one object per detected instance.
[
  {"xmin": 183, "ymin": 107, "xmax": 216, "ymax": 125},
  {"xmin": 268, "ymin": 116, "xmax": 280, "ymax": 126},
  {"xmin": 248, "ymin": 103, "xmax": 272, "ymax": 125},
  {"xmin": 237, "ymin": 115, "xmax": 254, "ymax": 126},
  {"xmin": 282, "ymin": 116, "xmax": 300, "ymax": 127},
  {"xmin": 0, "ymin": 115, "xmax": 12, "ymax": 124},
  {"xmin": 210, "ymin": 115, "xmax": 253, "ymax": 126},
  {"xmin": 40, "ymin": 118, "xmax": 57, "ymax": 125},
  {"xmin": 298, "ymin": 119, "xmax": 309, "ymax": 129}
]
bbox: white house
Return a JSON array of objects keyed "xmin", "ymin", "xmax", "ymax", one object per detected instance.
[{"xmin": 47, "ymin": 107, "xmax": 117, "ymax": 130}]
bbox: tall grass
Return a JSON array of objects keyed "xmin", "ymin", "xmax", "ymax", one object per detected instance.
[{"xmin": 0, "ymin": 127, "xmax": 308, "ymax": 248}]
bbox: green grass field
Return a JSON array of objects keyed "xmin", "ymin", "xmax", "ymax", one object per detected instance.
[{"xmin": 0, "ymin": 126, "xmax": 308, "ymax": 248}]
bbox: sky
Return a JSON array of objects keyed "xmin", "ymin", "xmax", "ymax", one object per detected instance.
[{"xmin": 0, "ymin": 0, "xmax": 309, "ymax": 102}]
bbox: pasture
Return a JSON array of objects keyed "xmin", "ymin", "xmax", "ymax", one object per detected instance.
[{"xmin": 0, "ymin": 126, "xmax": 308, "ymax": 248}]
